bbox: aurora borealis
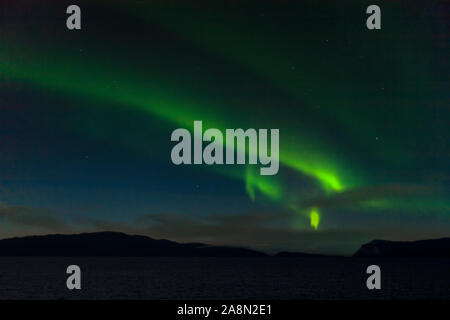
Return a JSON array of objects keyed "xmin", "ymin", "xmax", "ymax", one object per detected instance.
[{"xmin": 0, "ymin": 0, "xmax": 448, "ymax": 254}]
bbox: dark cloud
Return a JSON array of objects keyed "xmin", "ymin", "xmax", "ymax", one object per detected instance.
[
  {"xmin": 75, "ymin": 211, "xmax": 370, "ymax": 255},
  {"xmin": 1, "ymin": 202, "xmax": 447, "ymax": 255},
  {"xmin": 74, "ymin": 216, "xmax": 134, "ymax": 233},
  {"xmin": 76, "ymin": 206, "xmax": 450, "ymax": 255},
  {"xmin": 0, "ymin": 205, "xmax": 69, "ymax": 231},
  {"xmin": 300, "ymin": 184, "xmax": 440, "ymax": 209}
]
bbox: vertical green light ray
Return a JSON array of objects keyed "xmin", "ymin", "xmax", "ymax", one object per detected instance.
[
  {"xmin": 310, "ymin": 208, "xmax": 320, "ymax": 230},
  {"xmin": 245, "ymin": 166, "xmax": 283, "ymax": 202}
]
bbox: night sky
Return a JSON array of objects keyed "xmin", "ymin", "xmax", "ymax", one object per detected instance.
[{"xmin": 0, "ymin": 0, "xmax": 448, "ymax": 255}]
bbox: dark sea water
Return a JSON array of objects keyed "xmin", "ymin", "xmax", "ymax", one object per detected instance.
[{"xmin": 0, "ymin": 257, "xmax": 448, "ymax": 300}]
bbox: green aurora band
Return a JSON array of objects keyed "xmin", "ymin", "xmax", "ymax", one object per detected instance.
[
  {"xmin": 0, "ymin": 37, "xmax": 362, "ymax": 228},
  {"xmin": 0, "ymin": 2, "xmax": 447, "ymax": 230}
]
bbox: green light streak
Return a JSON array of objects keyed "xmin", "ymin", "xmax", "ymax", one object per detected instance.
[{"xmin": 245, "ymin": 166, "xmax": 282, "ymax": 202}]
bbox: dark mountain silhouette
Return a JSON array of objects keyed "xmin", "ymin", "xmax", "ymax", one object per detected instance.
[
  {"xmin": 0, "ymin": 232, "xmax": 267, "ymax": 257},
  {"xmin": 353, "ymin": 238, "xmax": 450, "ymax": 258},
  {"xmin": 1, "ymin": 232, "xmax": 449, "ymax": 257}
]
